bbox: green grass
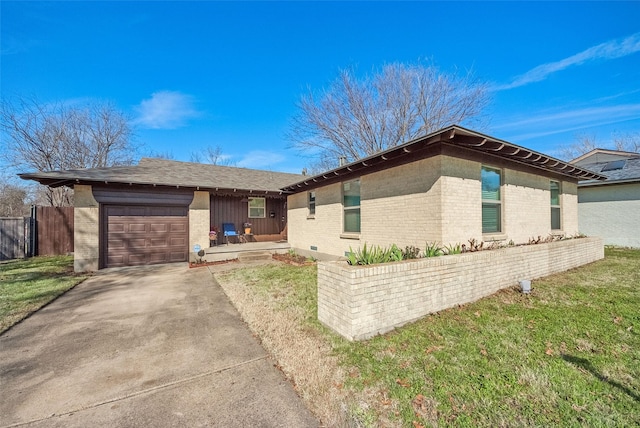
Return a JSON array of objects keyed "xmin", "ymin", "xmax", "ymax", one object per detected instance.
[
  {"xmin": 0, "ymin": 256, "xmax": 87, "ymax": 333},
  {"xmin": 225, "ymin": 248, "xmax": 640, "ymax": 427},
  {"xmin": 336, "ymin": 246, "xmax": 640, "ymax": 427}
]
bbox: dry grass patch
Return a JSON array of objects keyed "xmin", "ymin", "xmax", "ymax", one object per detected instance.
[{"xmin": 215, "ymin": 262, "xmax": 354, "ymax": 426}]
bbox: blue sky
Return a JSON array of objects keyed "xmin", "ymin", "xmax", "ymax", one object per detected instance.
[{"xmin": 2, "ymin": 1, "xmax": 639, "ymax": 175}]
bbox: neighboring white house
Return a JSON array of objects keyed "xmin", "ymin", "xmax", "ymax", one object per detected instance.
[{"xmin": 572, "ymin": 149, "xmax": 640, "ymax": 248}]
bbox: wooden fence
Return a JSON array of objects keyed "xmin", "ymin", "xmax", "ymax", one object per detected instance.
[
  {"xmin": 0, "ymin": 206, "xmax": 74, "ymax": 261},
  {"xmin": 35, "ymin": 206, "xmax": 74, "ymax": 256},
  {"xmin": 0, "ymin": 217, "xmax": 34, "ymax": 261}
]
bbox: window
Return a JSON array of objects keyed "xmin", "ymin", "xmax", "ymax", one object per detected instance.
[
  {"xmin": 481, "ymin": 166, "xmax": 502, "ymax": 234},
  {"xmin": 308, "ymin": 191, "xmax": 316, "ymax": 216},
  {"xmin": 248, "ymin": 197, "xmax": 265, "ymax": 218},
  {"xmin": 550, "ymin": 181, "xmax": 561, "ymax": 230},
  {"xmin": 343, "ymin": 179, "xmax": 360, "ymax": 233}
]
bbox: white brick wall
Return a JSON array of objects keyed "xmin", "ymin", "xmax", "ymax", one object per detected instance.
[
  {"xmin": 318, "ymin": 237, "xmax": 604, "ymax": 340},
  {"xmin": 73, "ymin": 185, "xmax": 99, "ymax": 272}
]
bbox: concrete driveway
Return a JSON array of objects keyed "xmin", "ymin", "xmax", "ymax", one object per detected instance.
[{"xmin": 0, "ymin": 263, "xmax": 318, "ymax": 427}]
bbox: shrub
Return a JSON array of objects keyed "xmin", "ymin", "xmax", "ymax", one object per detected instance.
[
  {"xmin": 401, "ymin": 245, "xmax": 421, "ymax": 259},
  {"xmin": 347, "ymin": 243, "xmax": 404, "ymax": 265},
  {"xmin": 444, "ymin": 243, "xmax": 462, "ymax": 255},
  {"xmin": 424, "ymin": 242, "xmax": 444, "ymax": 257}
]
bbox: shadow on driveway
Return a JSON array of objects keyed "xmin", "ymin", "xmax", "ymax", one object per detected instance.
[{"xmin": 0, "ymin": 263, "xmax": 318, "ymax": 427}]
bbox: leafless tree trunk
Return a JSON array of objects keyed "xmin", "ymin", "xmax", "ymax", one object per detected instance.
[
  {"xmin": 1, "ymin": 96, "xmax": 136, "ymax": 206},
  {"xmin": 288, "ymin": 62, "xmax": 490, "ymax": 171}
]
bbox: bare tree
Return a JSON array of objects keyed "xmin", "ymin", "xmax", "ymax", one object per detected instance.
[
  {"xmin": 1, "ymin": 96, "xmax": 136, "ymax": 206},
  {"xmin": 190, "ymin": 145, "xmax": 234, "ymax": 166},
  {"xmin": 146, "ymin": 150, "xmax": 175, "ymax": 160},
  {"xmin": 559, "ymin": 131, "xmax": 640, "ymax": 161},
  {"xmin": 558, "ymin": 133, "xmax": 599, "ymax": 161},
  {"xmin": 613, "ymin": 131, "xmax": 640, "ymax": 153},
  {"xmin": 288, "ymin": 62, "xmax": 490, "ymax": 171},
  {"xmin": 0, "ymin": 182, "xmax": 31, "ymax": 217}
]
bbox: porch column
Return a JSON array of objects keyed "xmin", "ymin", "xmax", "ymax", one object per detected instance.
[
  {"xmin": 74, "ymin": 184, "xmax": 99, "ymax": 272},
  {"xmin": 189, "ymin": 191, "xmax": 210, "ymax": 261}
]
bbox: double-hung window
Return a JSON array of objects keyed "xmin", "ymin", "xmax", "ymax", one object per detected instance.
[
  {"xmin": 248, "ymin": 197, "xmax": 265, "ymax": 218},
  {"xmin": 308, "ymin": 191, "xmax": 316, "ymax": 216},
  {"xmin": 481, "ymin": 166, "xmax": 502, "ymax": 234},
  {"xmin": 343, "ymin": 179, "xmax": 361, "ymax": 233},
  {"xmin": 550, "ymin": 181, "xmax": 561, "ymax": 230}
]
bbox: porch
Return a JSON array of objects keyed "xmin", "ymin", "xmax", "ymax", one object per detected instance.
[{"xmin": 202, "ymin": 240, "xmax": 291, "ymax": 262}]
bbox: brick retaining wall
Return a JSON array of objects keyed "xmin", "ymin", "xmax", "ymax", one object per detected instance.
[{"xmin": 317, "ymin": 237, "xmax": 604, "ymax": 341}]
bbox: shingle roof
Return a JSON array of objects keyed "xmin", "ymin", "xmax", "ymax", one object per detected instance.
[
  {"xmin": 576, "ymin": 156, "xmax": 640, "ymax": 186},
  {"xmin": 19, "ymin": 158, "xmax": 304, "ymax": 194}
]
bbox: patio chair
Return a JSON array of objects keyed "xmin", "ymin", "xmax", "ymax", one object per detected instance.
[{"xmin": 222, "ymin": 223, "xmax": 240, "ymax": 245}]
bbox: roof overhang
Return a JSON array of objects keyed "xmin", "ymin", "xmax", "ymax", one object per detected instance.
[
  {"xmin": 578, "ymin": 178, "xmax": 640, "ymax": 187},
  {"xmin": 281, "ymin": 125, "xmax": 607, "ymax": 193},
  {"xmin": 17, "ymin": 173, "xmax": 292, "ymax": 197}
]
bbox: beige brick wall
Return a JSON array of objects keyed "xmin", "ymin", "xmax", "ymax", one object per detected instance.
[
  {"xmin": 502, "ymin": 169, "xmax": 549, "ymax": 243},
  {"xmin": 440, "ymin": 156, "xmax": 482, "ymax": 245},
  {"xmin": 289, "ymin": 154, "xmax": 582, "ymax": 258},
  {"xmin": 189, "ymin": 191, "xmax": 210, "ymax": 261},
  {"xmin": 289, "ymin": 182, "xmax": 351, "ymax": 257},
  {"xmin": 73, "ymin": 185, "xmax": 99, "ymax": 272},
  {"xmin": 318, "ymin": 237, "xmax": 604, "ymax": 340},
  {"xmin": 562, "ymin": 182, "xmax": 579, "ymax": 236}
]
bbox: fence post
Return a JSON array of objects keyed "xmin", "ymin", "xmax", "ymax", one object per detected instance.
[{"xmin": 29, "ymin": 205, "xmax": 37, "ymax": 257}]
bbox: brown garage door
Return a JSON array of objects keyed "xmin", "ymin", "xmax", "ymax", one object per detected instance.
[{"xmin": 105, "ymin": 205, "xmax": 189, "ymax": 267}]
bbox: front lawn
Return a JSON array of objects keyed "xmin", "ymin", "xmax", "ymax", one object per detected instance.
[
  {"xmin": 0, "ymin": 256, "xmax": 87, "ymax": 333},
  {"xmin": 338, "ymin": 247, "xmax": 640, "ymax": 426},
  {"xmin": 217, "ymin": 248, "xmax": 640, "ymax": 427}
]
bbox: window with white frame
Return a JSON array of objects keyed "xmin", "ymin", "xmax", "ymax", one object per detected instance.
[
  {"xmin": 343, "ymin": 179, "xmax": 360, "ymax": 233},
  {"xmin": 481, "ymin": 166, "xmax": 502, "ymax": 234},
  {"xmin": 308, "ymin": 191, "xmax": 316, "ymax": 216},
  {"xmin": 550, "ymin": 181, "xmax": 561, "ymax": 230},
  {"xmin": 248, "ymin": 197, "xmax": 265, "ymax": 218}
]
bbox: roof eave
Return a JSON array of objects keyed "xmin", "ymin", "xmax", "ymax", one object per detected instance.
[
  {"xmin": 281, "ymin": 125, "xmax": 607, "ymax": 192},
  {"xmin": 578, "ymin": 177, "xmax": 640, "ymax": 187},
  {"xmin": 18, "ymin": 174, "xmax": 292, "ymax": 196}
]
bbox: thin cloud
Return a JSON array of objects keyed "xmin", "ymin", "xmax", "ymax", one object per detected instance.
[
  {"xmin": 494, "ymin": 32, "xmax": 640, "ymax": 91},
  {"xmin": 493, "ymin": 103, "xmax": 640, "ymax": 141},
  {"xmin": 133, "ymin": 91, "xmax": 199, "ymax": 129},
  {"xmin": 236, "ymin": 151, "xmax": 286, "ymax": 169},
  {"xmin": 1, "ymin": 36, "xmax": 40, "ymax": 55}
]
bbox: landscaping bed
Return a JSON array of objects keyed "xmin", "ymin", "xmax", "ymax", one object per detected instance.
[
  {"xmin": 272, "ymin": 252, "xmax": 316, "ymax": 266},
  {"xmin": 319, "ymin": 237, "xmax": 604, "ymax": 340}
]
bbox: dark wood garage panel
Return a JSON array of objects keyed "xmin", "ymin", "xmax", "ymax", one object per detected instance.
[{"xmin": 105, "ymin": 205, "xmax": 188, "ymax": 267}]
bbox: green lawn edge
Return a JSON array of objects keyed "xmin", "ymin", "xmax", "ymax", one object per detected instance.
[{"xmin": 0, "ymin": 256, "xmax": 88, "ymax": 334}]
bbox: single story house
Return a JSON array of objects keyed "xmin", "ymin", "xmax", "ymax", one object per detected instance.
[
  {"xmin": 20, "ymin": 158, "xmax": 302, "ymax": 271},
  {"xmin": 282, "ymin": 125, "xmax": 605, "ymax": 260},
  {"xmin": 571, "ymin": 149, "xmax": 640, "ymax": 248},
  {"xmin": 20, "ymin": 125, "xmax": 606, "ymax": 271}
]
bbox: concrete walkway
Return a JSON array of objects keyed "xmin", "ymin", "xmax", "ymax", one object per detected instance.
[{"xmin": 0, "ymin": 263, "xmax": 318, "ymax": 427}]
